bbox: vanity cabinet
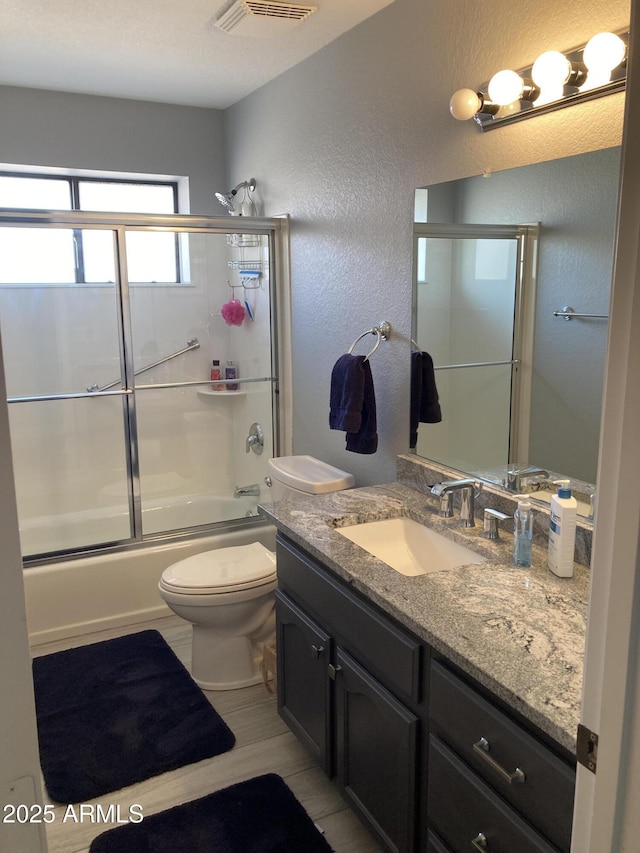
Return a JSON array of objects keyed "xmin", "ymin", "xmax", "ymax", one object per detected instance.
[
  {"xmin": 274, "ymin": 533, "xmax": 576, "ymax": 853},
  {"xmin": 275, "ymin": 534, "xmax": 423, "ymax": 853}
]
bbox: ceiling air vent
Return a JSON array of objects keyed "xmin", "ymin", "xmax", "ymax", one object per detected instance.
[{"xmin": 215, "ymin": 1, "xmax": 317, "ymax": 37}]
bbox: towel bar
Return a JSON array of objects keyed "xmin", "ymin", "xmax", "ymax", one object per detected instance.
[
  {"xmin": 348, "ymin": 321, "xmax": 391, "ymax": 360},
  {"xmin": 554, "ymin": 306, "xmax": 609, "ymax": 320}
]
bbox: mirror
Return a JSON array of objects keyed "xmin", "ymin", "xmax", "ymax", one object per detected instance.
[{"xmin": 412, "ymin": 147, "xmax": 621, "ymax": 516}]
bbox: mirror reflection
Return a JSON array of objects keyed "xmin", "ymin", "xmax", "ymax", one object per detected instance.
[{"xmin": 412, "ymin": 147, "xmax": 621, "ymax": 515}]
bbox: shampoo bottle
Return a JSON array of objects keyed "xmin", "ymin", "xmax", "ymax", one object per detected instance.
[
  {"xmin": 547, "ymin": 479, "xmax": 577, "ymax": 578},
  {"xmin": 225, "ymin": 360, "xmax": 238, "ymax": 391},
  {"xmin": 210, "ymin": 359, "xmax": 223, "ymax": 391},
  {"xmin": 513, "ymin": 495, "xmax": 533, "ymax": 568}
]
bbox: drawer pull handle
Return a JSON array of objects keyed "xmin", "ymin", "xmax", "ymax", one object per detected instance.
[
  {"xmin": 471, "ymin": 832, "xmax": 488, "ymax": 850},
  {"xmin": 473, "ymin": 737, "xmax": 526, "ymax": 785},
  {"xmin": 311, "ymin": 644, "xmax": 325, "ymax": 660}
]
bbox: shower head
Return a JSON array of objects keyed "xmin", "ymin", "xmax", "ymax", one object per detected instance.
[
  {"xmin": 215, "ymin": 191, "xmax": 236, "ymax": 211},
  {"xmin": 215, "ymin": 178, "xmax": 257, "ymax": 214}
]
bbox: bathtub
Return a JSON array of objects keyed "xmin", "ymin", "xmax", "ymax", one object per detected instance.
[
  {"xmin": 24, "ymin": 513, "xmax": 276, "ymax": 646},
  {"xmin": 19, "ymin": 492, "xmax": 265, "ymax": 556}
]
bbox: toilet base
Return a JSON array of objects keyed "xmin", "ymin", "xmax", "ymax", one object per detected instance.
[
  {"xmin": 191, "ymin": 628, "xmax": 266, "ymax": 692},
  {"xmin": 193, "ymin": 664, "xmax": 265, "ymax": 692}
]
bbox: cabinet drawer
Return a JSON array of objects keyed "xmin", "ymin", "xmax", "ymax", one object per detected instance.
[
  {"xmin": 428, "ymin": 735, "xmax": 557, "ymax": 853},
  {"xmin": 430, "ymin": 660, "xmax": 574, "ymax": 852},
  {"xmin": 277, "ymin": 535, "xmax": 422, "ymax": 703}
]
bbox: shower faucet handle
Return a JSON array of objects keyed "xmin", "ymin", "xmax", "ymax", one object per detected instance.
[{"xmin": 245, "ymin": 422, "xmax": 264, "ymax": 454}]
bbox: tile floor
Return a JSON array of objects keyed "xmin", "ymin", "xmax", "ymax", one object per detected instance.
[{"xmin": 31, "ymin": 615, "xmax": 382, "ymax": 853}]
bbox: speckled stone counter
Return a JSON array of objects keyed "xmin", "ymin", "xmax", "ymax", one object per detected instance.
[{"xmin": 260, "ymin": 482, "xmax": 588, "ymax": 755}]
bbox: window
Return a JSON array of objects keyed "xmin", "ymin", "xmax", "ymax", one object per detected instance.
[{"xmin": 0, "ymin": 173, "xmax": 180, "ymax": 285}]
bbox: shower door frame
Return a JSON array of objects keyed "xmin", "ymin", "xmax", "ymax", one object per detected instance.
[
  {"xmin": 412, "ymin": 221, "xmax": 539, "ymax": 468},
  {"xmin": 1, "ymin": 209, "xmax": 292, "ymax": 563}
]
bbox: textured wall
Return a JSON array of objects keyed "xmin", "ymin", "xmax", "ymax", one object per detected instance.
[{"xmin": 225, "ymin": 0, "xmax": 629, "ymax": 486}]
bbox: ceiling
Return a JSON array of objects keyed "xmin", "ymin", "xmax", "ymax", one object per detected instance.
[{"xmin": 0, "ymin": 0, "xmax": 397, "ymax": 109}]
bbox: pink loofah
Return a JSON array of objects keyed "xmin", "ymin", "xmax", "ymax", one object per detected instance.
[{"xmin": 221, "ymin": 298, "xmax": 246, "ymax": 326}]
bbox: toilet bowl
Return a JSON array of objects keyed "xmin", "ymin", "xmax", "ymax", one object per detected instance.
[{"xmin": 158, "ymin": 456, "xmax": 354, "ymax": 690}]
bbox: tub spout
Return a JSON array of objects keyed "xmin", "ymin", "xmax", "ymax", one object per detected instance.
[{"xmin": 234, "ymin": 484, "xmax": 261, "ymax": 498}]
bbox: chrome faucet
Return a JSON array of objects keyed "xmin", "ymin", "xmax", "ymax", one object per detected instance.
[
  {"xmin": 506, "ymin": 466, "xmax": 549, "ymax": 492},
  {"xmin": 431, "ymin": 479, "xmax": 482, "ymax": 527}
]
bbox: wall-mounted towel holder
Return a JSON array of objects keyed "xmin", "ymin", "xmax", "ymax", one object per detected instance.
[
  {"xmin": 554, "ymin": 305, "xmax": 609, "ymax": 320},
  {"xmin": 348, "ymin": 321, "xmax": 392, "ymax": 361}
]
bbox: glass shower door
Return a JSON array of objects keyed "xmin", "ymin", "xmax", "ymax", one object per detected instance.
[
  {"xmin": 126, "ymin": 228, "xmax": 275, "ymax": 536},
  {"xmin": 0, "ymin": 225, "xmax": 133, "ymax": 555},
  {"xmin": 1, "ymin": 212, "xmax": 284, "ymax": 560}
]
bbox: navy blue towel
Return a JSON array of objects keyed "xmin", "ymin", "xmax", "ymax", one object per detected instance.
[
  {"xmin": 330, "ymin": 353, "xmax": 378, "ymax": 454},
  {"xmin": 330, "ymin": 353, "xmax": 365, "ymax": 432},
  {"xmin": 410, "ymin": 350, "xmax": 442, "ymax": 448}
]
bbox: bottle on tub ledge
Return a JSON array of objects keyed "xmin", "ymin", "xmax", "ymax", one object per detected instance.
[
  {"xmin": 210, "ymin": 359, "xmax": 224, "ymax": 391},
  {"xmin": 547, "ymin": 479, "xmax": 577, "ymax": 578},
  {"xmin": 225, "ymin": 360, "xmax": 239, "ymax": 391}
]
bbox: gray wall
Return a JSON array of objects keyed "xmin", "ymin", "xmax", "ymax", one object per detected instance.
[
  {"xmin": 0, "ymin": 87, "xmax": 226, "ymax": 215},
  {"xmin": 225, "ymin": 0, "xmax": 628, "ymax": 486}
]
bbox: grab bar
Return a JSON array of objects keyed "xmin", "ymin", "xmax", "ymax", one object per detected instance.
[{"xmin": 87, "ymin": 338, "xmax": 200, "ymax": 392}]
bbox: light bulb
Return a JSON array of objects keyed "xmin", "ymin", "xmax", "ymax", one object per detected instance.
[
  {"xmin": 583, "ymin": 32, "xmax": 626, "ymax": 74},
  {"xmin": 532, "ymin": 51, "xmax": 572, "ymax": 88},
  {"xmin": 487, "ymin": 70, "xmax": 524, "ymax": 106},
  {"xmin": 449, "ymin": 88, "xmax": 482, "ymax": 120}
]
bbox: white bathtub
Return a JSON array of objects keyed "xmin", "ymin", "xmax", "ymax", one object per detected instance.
[
  {"xmin": 19, "ymin": 491, "xmax": 264, "ymax": 556},
  {"xmin": 24, "ymin": 520, "xmax": 276, "ymax": 646}
]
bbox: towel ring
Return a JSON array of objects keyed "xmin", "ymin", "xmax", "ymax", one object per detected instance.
[{"xmin": 348, "ymin": 321, "xmax": 391, "ymax": 361}]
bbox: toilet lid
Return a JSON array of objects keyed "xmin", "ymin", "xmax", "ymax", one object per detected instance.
[{"xmin": 161, "ymin": 542, "xmax": 276, "ymax": 593}]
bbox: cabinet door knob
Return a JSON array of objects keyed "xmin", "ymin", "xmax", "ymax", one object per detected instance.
[
  {"xmin": 473, "ymin": 737, "xmax": 526, "ymax": 785},
  {"xmin": 471, "ymin": 832, "xmax": 488, "ymax": 851},
  {"xmin": 311, "ymin": 644, "xmax": 325, "ymax": 660}
]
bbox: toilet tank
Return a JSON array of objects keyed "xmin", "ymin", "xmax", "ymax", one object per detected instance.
[{"xmin": 267, "ymin": 455, "xmax": 354, "ymax": 501}]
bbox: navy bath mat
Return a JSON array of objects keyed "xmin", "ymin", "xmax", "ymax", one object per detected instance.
[
  {"xmin": 88, "ymin": 773, "xmax": 334, "ymax": 853},
  {"xmin": 32, "ymin": 629, "xmax": 235, "ymax": 803}
]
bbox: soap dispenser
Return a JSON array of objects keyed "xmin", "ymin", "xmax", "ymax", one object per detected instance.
[
  {"xmin": 513, "ymin": 495, "xmax": 533, "ymax": 568},
  {"xmin": 547, "ymin": 479, "xmax": 577, "ymax": 578}
]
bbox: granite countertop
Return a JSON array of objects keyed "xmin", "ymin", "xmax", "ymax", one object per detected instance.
[{"xmin": 260, "ymin": 482, "xmax": 588, "ymax": 755}]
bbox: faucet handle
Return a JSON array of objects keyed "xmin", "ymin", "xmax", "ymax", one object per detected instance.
[
  {"xmin": 483, "ymin": 507, "xmax": 511, "ymax": 540},
  {"xmin": 438, "ymin": 492, "xmax": 454, "ymax": 518}
]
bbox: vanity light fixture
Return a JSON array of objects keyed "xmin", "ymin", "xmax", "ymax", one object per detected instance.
[{"xmin": 450, "ymin": 30, "xmax": 628, "ymax": 130}]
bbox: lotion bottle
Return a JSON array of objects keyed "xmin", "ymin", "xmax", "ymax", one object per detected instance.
[
  {"xmin": 547, "ymin": 479, "xmax": 577, "ymax": 578},
  {"xmin": 513, "ymin": 495, "xmax": 533, "ymax": 568}
]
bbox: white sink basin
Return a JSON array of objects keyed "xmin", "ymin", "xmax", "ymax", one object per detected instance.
[{"xmin": 335, "ymin": 517, "xmax": 486, "ymax": 576}]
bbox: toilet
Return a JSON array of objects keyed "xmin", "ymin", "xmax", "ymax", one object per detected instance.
[{"xmin": 158, "ymin": 455, "xmax": 354, "ymax": 690}]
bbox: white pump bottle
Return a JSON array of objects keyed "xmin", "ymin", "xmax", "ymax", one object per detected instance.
[{"xmin": 547, "ymin": 479, "xmax": 577, "ymax": 578}]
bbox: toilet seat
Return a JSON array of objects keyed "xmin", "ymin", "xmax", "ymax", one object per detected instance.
[{"xmin": 160, "ymin": 542, "xmax": 276, "ymax": 596}]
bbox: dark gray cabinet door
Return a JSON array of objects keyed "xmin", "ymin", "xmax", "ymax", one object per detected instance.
[
  {"xmin": 335, "ymin": 648, "xmax": 419, "ymax": 853},
  {"xmin": 275, "ymin": 590, "xmax": 332, "ymax": 774}
]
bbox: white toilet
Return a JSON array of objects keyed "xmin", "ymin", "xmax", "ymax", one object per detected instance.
[{"xmin": 158, "ymin": 455, "xmax": 354, "ymax": 690}]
